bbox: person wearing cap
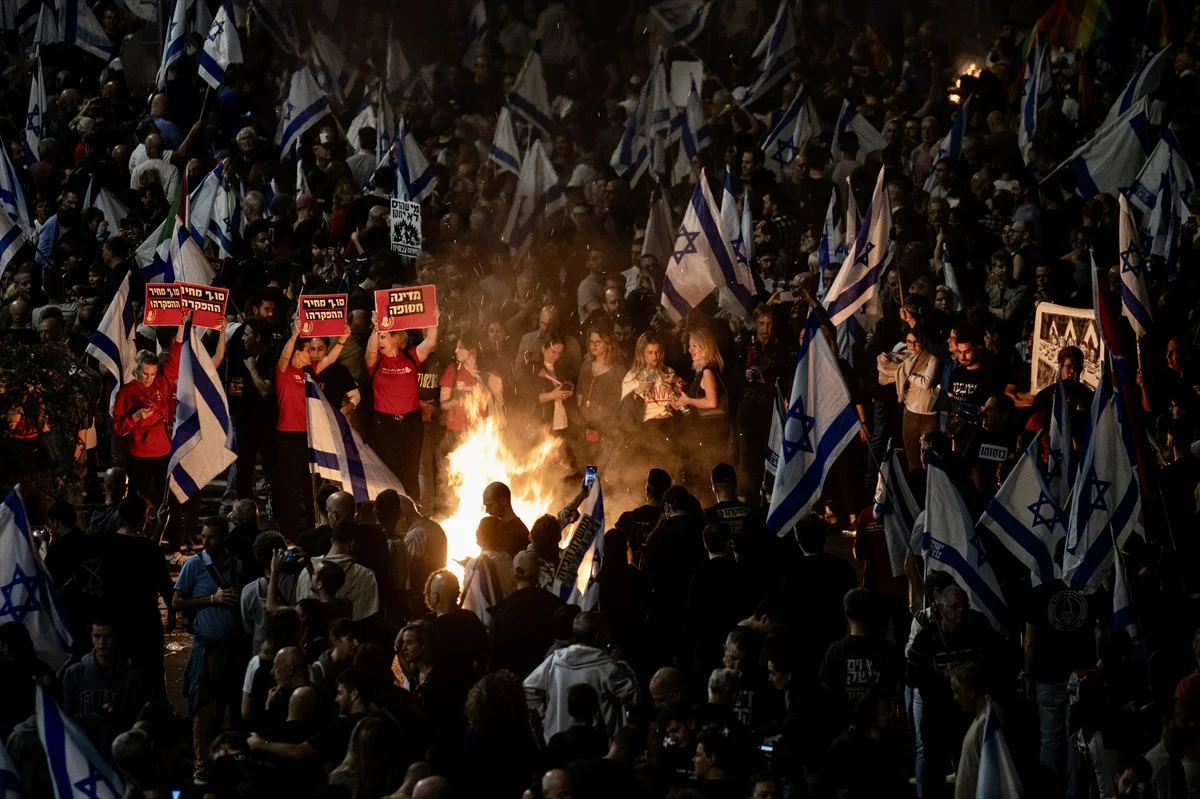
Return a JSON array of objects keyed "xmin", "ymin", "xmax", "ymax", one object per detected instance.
[{"xmin": 487, "ymin": 549, "xmax": 565, "ymax": 678}]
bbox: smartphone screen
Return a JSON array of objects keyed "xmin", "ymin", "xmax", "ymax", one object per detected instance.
[{"xmin": 585, "ymin": 465, "xmax": 597, "ymax": 487}]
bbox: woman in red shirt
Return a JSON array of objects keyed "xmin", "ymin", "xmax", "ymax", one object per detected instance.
[
  {"xmin": 112, "ymin": 328, "xmax": 183, "ymax": 504},
  {"xmin": 439, "ymin": 329, "xmax": 503, "ymax": 447},
  {"xmin": 276, "ymin": 320, "xmax": 350, "ymax": 537},
  {"xmin": 366, "ymin": 309, "xmax": 439, "ymax": 497}
]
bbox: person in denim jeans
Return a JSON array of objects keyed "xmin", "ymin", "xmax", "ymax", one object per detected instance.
[{"xmin": 1024, "ymin": 578, "xmax": 1100, "ymax": 798}]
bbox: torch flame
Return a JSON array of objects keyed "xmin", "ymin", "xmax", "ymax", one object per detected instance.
[{"xmin": 434, "ymin": 387, "xmax": 563, "ymax": 580}]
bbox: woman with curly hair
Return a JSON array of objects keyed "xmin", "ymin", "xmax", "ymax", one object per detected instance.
[{"xmin": 460, "ymin": 670, "xmax": 537, "ymax": 798}]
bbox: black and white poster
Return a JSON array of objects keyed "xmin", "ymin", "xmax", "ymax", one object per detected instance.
[
  {"xmin": 390, "ymin": 199, "xmax": 422, "ymax": 258},
  {"xmin": 1030, "ymin": 302, "xmax": 1104, "ymax": 395}
]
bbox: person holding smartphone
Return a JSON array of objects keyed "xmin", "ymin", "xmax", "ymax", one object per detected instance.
[{"xmin": 112, "ymin": 325, "xmax": 184, "ymax": 504}]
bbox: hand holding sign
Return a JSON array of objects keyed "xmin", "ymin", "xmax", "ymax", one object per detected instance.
[
  {"xmin": 374, "ymin": 284, "xmax": 438, "ymax": 331},
  {"xmin": 298, "ymin": 294, "xmax": 349, "ymax": 337},
  {"xmin": 144, "ymin": 284, "xmax": 183, "ymax": 326},
  {"xmin": 179, "ymin": 283, "xmax": 229, "ymax": 329}
]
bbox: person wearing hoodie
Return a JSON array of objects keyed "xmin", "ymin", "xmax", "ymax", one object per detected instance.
[
  {"xmin": 62, "ymin": 620, "xmax": 153, "ymax": 748},
  {"xmin": 523, "ymin": 611, "xmax": 641, "ymax": 740}
]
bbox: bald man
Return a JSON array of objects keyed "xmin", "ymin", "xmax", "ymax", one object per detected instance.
[
  {"xmin": 263, "ymin": 647, "xmax": 320, "ymax": 731},
  {"xmin": 649, "ymin": 667, "xmax": 685, "ymax": 710},
  {"xmin": 148, "ymin": 93, "xmax": 183, "ymax": 148},
  {"xmin": 541, "ymin": 769, "xmax": 572, "ymax": 799},
  {"xmin": 130, "ymin": 132, "xmax": 180, "ymax": 198},
  {"xmin": 482, "ymin": 482, "xmax": 530, "ymax": 556},
  {"xmin": 423, "ymin": 569, "xmax": 488, "ymax": 701},
  {"xmin": 413, "ymin": 775, "xmax": 451, "ymax": 799},
  {"xmin": 87, "ymin": 467, "xmax": 128, "ymax": 537}
]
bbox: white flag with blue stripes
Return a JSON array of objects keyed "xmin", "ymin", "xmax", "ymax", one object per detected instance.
[
  {"xmin": 85, "ymin": 271, "xmax": 137, "ymax": 409},
  {"xmin": 610, "ymin": 90, "xmax": 649, "ymax": 185},
  {"xmin": 831, "ymin": 99, "xmax": 887, "ymax": 163},
  {"xmin": 1018, "ymin": 37, "xmax": 1048, "ymax": 160},
  {"xmin": 1103, "ymin": 47, "xmax": 1171, "ymax": 129},
  {"xmin": 976, "ymin": 697, "xmax": 1023, "ymax": 799},
  {"xmin": 767, "ymin": 313, "xmax": 860, "ymax": 534},
  {"xmin": 923, "ymin": 453, "xmax": 1007, "ymax": 631},
  {"xmin": 276, "ymin": 66, "xmax": 330, "ymax": 159},
  {"xmin": 490, "ymin": 106, "xmax": 522, "ymax": 176},
  {"xmin": 873, "ymin": 445, "xmax": 919, "ymax": 578},
  {"xmin": 824, "ymin": 165, "xmax": 890, "ymax": 328},
  {"xmin": 0, "ymin": 206, "xmax": 28, "ymax": 276},
  {"xmin": 1118, "ymin": 194, "xmax": 1152, "ymax": 337},
  {"xmin": 671, "ymin": 83, "xmax": 709, "ymax": 183},
  {"xmin": 719, "ymin": 172, "xmax": 750, "ymax": 270},
  {"xmin": 643, "ymin": 49, "xmax": 674, "ymax": 180},
  {"xmin": 83, "ymin": 177, "xmax": 130, "ymax": 236},
  {"xmin": 1147, "ymin": 166, "xmax": 1184, "ymax": 273},
  {"xmin": 507, "ymin": 51, "xmax": 553, "ymax": 138},
  {"xmin": 552, "ymin": 479, "xmax": 604, "ymax": 610},
  {"xmin": 25, "ymin": 43, "xmax": 46, "ymax": 165},
  {"xmin": 762, "ymin": 86, "xmax": 819, "ymax": 179},
  {"xmin": 384, "ymin": 22, "xmax": 413, "ymax": 99},
  {"xmin": 156, "ymin": 0, "xmax": 188, "ymax": 89},
  {"xmin": 0, "ymin": 134, "xmax": 31, "ymax": 232},
  {"xmin": 1113, "ymin": 549, "xmax": 1140, "ymax": 643},
  {"xmin": 1061, "ymin": 362, "xmax": 1143, "ymax": 592},
  {"xmin": 394, "ymin": 118, "xmax": 438, "ymax": 204},
  {"xmin": 462, "ymin": 0, "xmax": 488, "ymax": 68},
  {"xmin": 309, "ymin": 27, "xmax": 358, "ymax": 106},
  {"xmin": 924, "ymin": 94, "xmax": 971, "ymax": 192},
  {"xmin": 980, "ymin": 437, "xmax": 1065, "ymax": 586},
  {"xmin": 1129, "ymin": 132, "xmax": 1195, "ymax": 216},
  {"xmin": 37, "ymin": 684, "xmax": 123, "ymax": 799},
  {"xmin": 648, "ymin": 0, "xmax": 711, "ymax": 44},
  {"xmin": 199, "ymin": 1, "xmax": 242, "ymax": 90},
  {"xmin": 168, "ymin": 318, "xmax": 236, "ymax": 502},
  {"xmin": 0, "ymin": 489, "xmax": 73, "ymax": 655},
  {"xmin": 1052, "ymin": 97, "xmax": 1151, "ymax": 198},
  {"xmin": 661, "ymin": 170, "xmax": 754, "ymax": 322},
  {"xmin": 1047, "ymin": 377, "xmax": 1074, "ymax": 507},
  {"xmin": 34, "ymin": 0, "xmax": 112, "ymax": 61},
  {"xmin": 501, "ymin": 138, "xmax": 564, "ymax": 256},
  {"xmin": 741, "ymin": 0, "xmax": 798, "ymax": 105},
  {"xmin": 815, "ymin": 188, "xmax": 840, "ymax": 300},
  {"xmin": 3, "ymin": 0, "xmax": 40, "ymax": 35},
  {"xmin": 0, "ymin": 735, "xmax": 26, "ymax": 798},
  {"xmin": 306, "ymin": 375, "xmax": 406, "ymax": 502}
]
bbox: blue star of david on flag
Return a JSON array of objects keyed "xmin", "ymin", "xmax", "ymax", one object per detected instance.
[
  {"xmin": 1081, "ymin": 467, "xmax": 1111, "ymax": 514},
  {"xmin": 968, "ymin": 532, "xmax": 989, "ymax": 568},
  {"xmin": 781, "ymin": 393, "xmax": 816, "ymax": 462},
  {"xmin": 854, "ymin": 240, "xmax": 876, "ymax": 267},
  {"xmin": 772, "ymin": 140, "xmax": 798, "ymax": 169},
  {"xmin": 1027, "ymin": 492, "xmax": 1064, "ymax": 530},
  {"xmin": 671, "ymin": 228, "xmax": 701, "ymax": 265},
  {"xmin": 0, "ymin": 562, "xmax": 43, "ymax": 623},
  {"xmin": 1119, "ymin": 245, "xmax": 1141, "ymax": 277},
  {"xmin": 1045, "ymin": 446, "xmax": 1064, "ymax": 481},
  {"xmin": 74, "ymin": 763, "xmax": 117, "ymax": 799},
  {"xmin": 207, "ymin": 19, "xmax": 225, "ymax": 42},
  {"xmin": 27, "ymin": 105, "xmax": 40, "ymax": 136},
  {"xmin": 282, "ymin": 101, "xmax": 295, "ymax": 122}
]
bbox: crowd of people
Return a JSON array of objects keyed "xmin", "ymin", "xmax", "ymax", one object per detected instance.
[{"xmin": 3, "ymin": 0, "xmax": 1200, "ymax": 797}]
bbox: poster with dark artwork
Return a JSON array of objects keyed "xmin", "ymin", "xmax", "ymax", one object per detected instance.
[
  {"xmin": 1031, "ymin": 302, "xmax": 1104, "ymax": 395},
  {"xmin": 390, "ymin": 199, "xmax": 422, "ymax": 257}
]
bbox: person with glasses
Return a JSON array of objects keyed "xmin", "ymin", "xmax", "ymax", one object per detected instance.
[{"xmin": 877, "ymin": 329, "xmax": 941, "ymax": 471}]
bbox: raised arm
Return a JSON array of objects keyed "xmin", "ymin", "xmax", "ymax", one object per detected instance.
[
  {"xmin": 210, "ymin": 327, "xmax": 227, "ymax": 369},
  {"xmin": 365, "ymin": 312, "xmax": 381, "ymax": 370},
  {"xmin": 415, "ymin": 315, "xmax": 440, "ymax": 363},
  {"xmin": 278, "ymin": 327, "xmax": 299, "ymax": 373},
  {"xmin": 313, "ymin": 325, "xmax": 350, "ymax": 375}
]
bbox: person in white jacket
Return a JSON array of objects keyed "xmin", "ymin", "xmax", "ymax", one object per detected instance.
[
  {"xmin": 523, "ymin": 611, "xmax": 641, "ymax": 740},
  {"xmin": 877, "ymin": 333, "xmax": 941, "ymax": 471}
]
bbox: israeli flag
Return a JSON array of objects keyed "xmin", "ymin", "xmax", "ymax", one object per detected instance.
[
  {"xmin": 394, "ymin": 118, "xmax": 438, "ymax": 204},
  {"xmin": 168, "ymin": 174, "xmax": 215, "ymax": 285},
  {"xmin": 37, "ymin": 684, "xmax": 123, "ymax": 799},
  {"xmin": 831, "ymin": 99, "xmax": 887, "ymax": 164},
  {"xmin": 980, "ymin": 438, "xmax": 1065, "ymax": 586},
  {"xmin": 741, "ymin": 0, "xmax": 799, "ymax": 105},
  {"xmin": 199, "ymin": 1, "xmax": 242, "ymax": 90},
  {"xmin": 640, "ymin": 192, "xmax": 675, "ymax": 272},
  {"xmin": 295, "ymin": 141, "xmax": 310, "ymax": 196},
  {"xmin": 1113, "ymin": 550, "xmax": 1141, "ymax": 643},
  {"xmin": 1147, "ymin": 166, "xmax": 1183, "ymax": 275},
  {"xmin": 609, "ymin": 86, "xmax": 649, "ymax": 185},
  {"xmin": 501, "ymin": 139, "xmax": 564, "ymax": 255},
  {"xmin": 942, "ymin": 251, "xmax": 964, "ymax": 313},
  {"xmin": 156, "ymin": 0, "xmax": 188, "ymax": 89},
  {"xmin": 1129, "ymin": 133, "xmax": 1195, "ymax": 216},
  {"xmin": 188, "ymin": 160, "xmax": 238, "ymax": 258},
  {"xmin": 0, "ymin": 490, "xmax": 73, "ymax": 655},
  {"xmin": 276, "ymin": 66, "xmax": 330, "ymax": 160},
  {"xmin": 1018, "ymin": 37, "xmax": 1048, "ymax": 161},
  {"xmin": 490, "ymin": 106, "xmax": 522, "ymax": 176},
  {"xmin": 873, "ymin": 445, "xmax": 919, "ymax": 578},
  {"xmin": 1118, "ymin": 195, "xmax": 1152, "ymax": 337},
  {"xmin": 0, "ymin": 206, "xmax": 29, "ymax": 277},
  {"xmin": 348, "ymin": 82, "xmax": 395, "ymax": 168},
  {"xmin": 462, "ymin": 0, "xmax": 488, "ymax": 68},
  {"xmin": 1051, "ymin": 97, "xmax": 1152, "ymax": 198},
  {"xmin": 83, "ymin": 177, "xmax": 130, "ymax": 236},
  {"xmin": 85, "ymin": 272, "xmax": 137, "ymax": 410},
  {"xmin": 0, "ymin": 134, "xmax": 31, "ymax": 231},
  {"xmin": 135, "ymin": 216, "xmax": 172, "ymax": 280},
  {"xmin": 306, "ymin": 376, "xmax": 406, "ymax": 502},
  {"xmin": 1047, "ymin": 377, "xmax": 1073, "ymax": 508},
  {"xmin": 660, "ymin": 169, "xmax": 754, "ymax": 322},
  {"xmin": 766, "ymin": 314, "xmax": 859, "ymax": 534},
  {"xmin": 671, "ymin": 83, "xmax": 709, "ymax": 183},
  {"xmin": 1103, "ymin": 47, "xmax": 1171, "ymax": 128},
  {"xmin": 764, "ymin": 380, "xmax": 785, "ymax": 483},
  {"xmin": 309, "ymin": 27, "xmax": 358, "ymax": 106},
  {"xmin": 553, "ymin": 479, "xmax": 604, "ymax": 609},
  {"xmin": 1061, "ymin": 361, "xmax": 1143, "ymax": 592},
  {"xmin": 384, "ymin": 22, "xmax": 413, "ymax": 99},
  {"xmin": 168, "ymin": 318, "xmax": 236, "ymax": 502},
  {"xmin": 976, "ymin": 697, "xmax": 1023, "ymax": 799},
  {"xmin": 643, "ymin": 49, "xmax": 675, "ymax": 180},
  {"xmin": 507, "ymin": 51, "xmax": 553, "ymax": 138},
  {"xmin": 648, "ymin": 0, "xmax": 711, "ymax": 44},
  {"xmin": 816, "ymin": 188, "xmax": 841, "ymax": 296},
  {"xmin": 3, "ymin": 0, "xmax": 40, "ymax": 35},
  {"xmin": 0, "ymin": 736, "xmax": 26, "ymax": 798},
  {"xmin": 923, "ymin": 453, "xmax": 1007, "ymax": 631},
  {"xmin": 34, "ymin": 0, "xmax": 112, "ymax": 61},
  {"xmin": 25, "ymin": 44, "xmax": 46, "ymax": 165},
  {"xmin": 924, "ymin": 94, "xmax": 971, "ymax": 192},
  {"xmin": 762, "ymin": 86, "xmax": 819, "ymax": 179},
  {"xmin": 719, "ymin": 172, "xmax": 750, "ymax": 270},
  {"xmin": 824, "ymin": 165, "xmax": 890, "ymax": 328}
]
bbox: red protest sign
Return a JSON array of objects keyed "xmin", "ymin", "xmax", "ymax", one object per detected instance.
[
  {"xmin": 144, "ymin": 283, "xmax": 182, "ymax": 326},
  {"xmin": 298, "ymin": 294, "xmax": 348, "ymax": 337},
  {"xmin": 374, "ymin": 284, "xmax": 437, "ymax": 331},
  {"xmin": 179, "ymin": 283, "xmax": 229, "ymax": 329}
]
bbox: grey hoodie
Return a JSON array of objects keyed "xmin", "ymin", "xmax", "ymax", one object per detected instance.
[
  {"xmin": 523, "ymin": 643, "xmax": 641, "ymax": 739},
  {"xmin": 62, "ymin": 652, "xmax": 151, "ymax": 738}
]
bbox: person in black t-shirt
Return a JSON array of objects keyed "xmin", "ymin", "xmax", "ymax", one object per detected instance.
[
  {"xmin": 223, "ymin": 319, "xmax": 279, "ymax": 505},
  {"xmin": 947, "ymin": 331, "xmax": 1002, "ymax": 455},
  {"xmin": 819, "ymin": 589, "xmax": 903, "ymax": 727},
  {"xmin": 970, "ymin": 393, "xmax": 1021, "ymax": 492},
  {"xmin": 44, "ymin": 500, "xmax": 106, "ymax": 655},
  {"xmin": 616, "ymin": 468, "xmax": 670, "ymax": 566}
]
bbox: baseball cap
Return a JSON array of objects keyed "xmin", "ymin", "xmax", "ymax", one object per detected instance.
[
  {"xmin": 296, "ymin": 193, "xmax": 316, "ymax": 210},
  {"xmin": 513, "ymin": 550, "xmax": 539, "ymax": 580}
]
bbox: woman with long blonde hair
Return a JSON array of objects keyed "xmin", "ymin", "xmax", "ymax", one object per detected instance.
[
  {"xmin": 620, "ymin": 331, "xmax": 680, "ymax": 472},
  {"xmin": 671, "ymin": 326, "xmax": 731, "ymax": 484}
]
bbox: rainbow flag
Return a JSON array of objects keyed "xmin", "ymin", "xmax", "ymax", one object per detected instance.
[
  {"xmin": 1010, "ymin": 0, "xmax": 1111, "ymax": 99},
  {"xmin": 1143, "ymin": 0, "xmax": 1170, "ymax": 51}
]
